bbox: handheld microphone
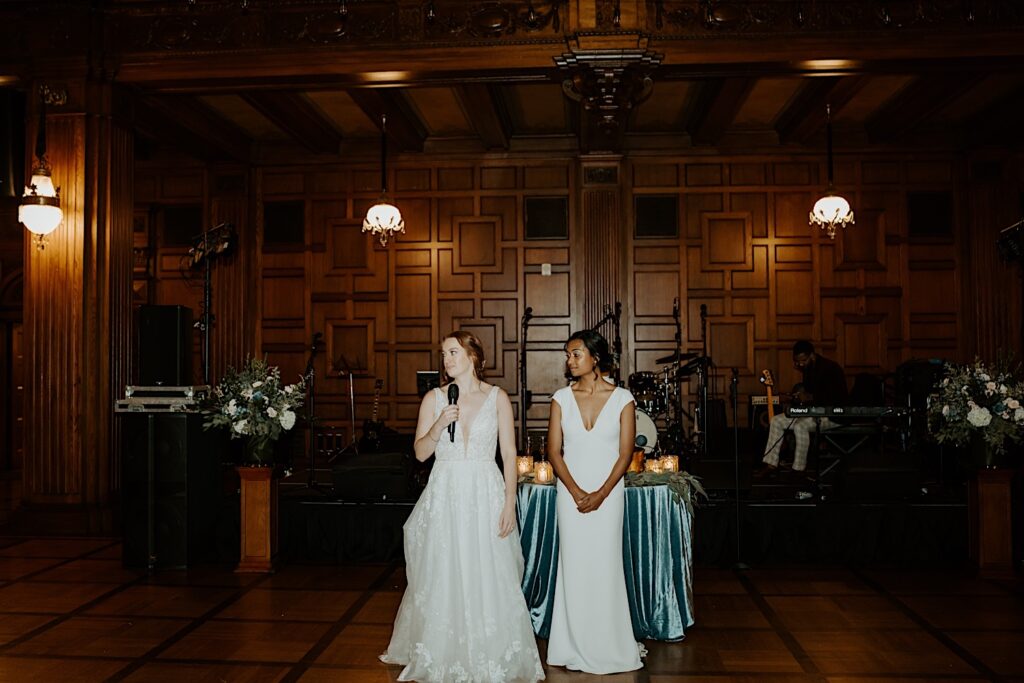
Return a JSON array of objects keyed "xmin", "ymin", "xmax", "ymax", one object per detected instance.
[{"xmin": 447, "ymin": 384, "xmax": 459, "ymax": 442}]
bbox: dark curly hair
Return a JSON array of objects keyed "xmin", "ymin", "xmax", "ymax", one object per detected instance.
[{"xmin": 564, "ymin": 329, "xmax": 614, "ymax": 380}]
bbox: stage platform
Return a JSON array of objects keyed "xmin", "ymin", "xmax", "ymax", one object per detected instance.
[{"xmin": 277, "ymin": 466, "xmax": 971, "ymax": 568}]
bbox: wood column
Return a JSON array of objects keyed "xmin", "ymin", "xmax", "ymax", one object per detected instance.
[
  {"xmin": 207, "ymin": 167, "xmax": 259, "ymax": 382},
  {"xmin": 21, "ymin": 78, "xmax": 133, "ymax": 531},
  {"xmin": 963, "ymin": 153, "xmax": 1023, "ymax": 360},
  {"xmin": 576, "ymin": 157, "xmax": 627, "ymax": 375}
]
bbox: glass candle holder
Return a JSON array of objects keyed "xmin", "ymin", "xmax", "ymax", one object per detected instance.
[
  {"xmin": 534, "ymin": 461, "xmax": 554, "ymax": 484},
  {"xmin": 628, "ymin": 449, "xmax": 644, "ymax": 473},
  {"xmin": 644, "ymin": 458, "xmax": 664, "ymax": 474},
  {"xmin": 660, "ymin": 455, "xmax": 679, "ymax": 472},
  {"xmin": 517, "ymin": 455, "xmax": 534, "ymax": 476}
]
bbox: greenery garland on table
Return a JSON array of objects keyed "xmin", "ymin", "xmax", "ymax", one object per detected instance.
[
  {"xmin": 518, "ymin": 470, "xmax": 706, "ymax": 509},
  {"xmin": 625, "ymin": 470, "xmax": 707, "ymax": 509}
]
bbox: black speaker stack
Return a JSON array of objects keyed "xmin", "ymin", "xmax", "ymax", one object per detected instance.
[
  {"xmin": 119, "ymin": 305, "xmax": 223, "ymax": 569},
  {"xmin": 138, "ymin": 304, "xmax": 193, "ymax": 386}
]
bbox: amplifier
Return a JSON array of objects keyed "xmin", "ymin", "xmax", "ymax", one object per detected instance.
[
  {"xmin": 749, "ymin": 395, "xmax": 781, "ymax": 406},
  {"xmin": 115, "ymin": 385, "xmax": 210, "ymax": 413}
]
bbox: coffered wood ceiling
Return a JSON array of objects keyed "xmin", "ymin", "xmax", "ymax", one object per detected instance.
[{"xmin": 3, "ymin": 1, "xmax": 1023, "ymax": 159}]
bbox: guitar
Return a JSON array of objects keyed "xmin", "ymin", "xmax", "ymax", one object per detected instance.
[
  {"xmin": 760, "ymin": 370, "xmax": 776, "ymax": 421},
  {"xmin": 359, "ymin": 379, "xmax": 385, "ymax": 452}
]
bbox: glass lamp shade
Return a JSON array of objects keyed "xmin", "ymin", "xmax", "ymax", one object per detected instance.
[
  {"xmin": 809, "ymin": 193, "xmax": 855, "ymax": 239},
  {"xmin": 362, "ymin": 200, "xmax": 405, "ymax": 246},
  {"xmin": 19, "ymin": 170, "xmax": 62, "ymax": 235}
]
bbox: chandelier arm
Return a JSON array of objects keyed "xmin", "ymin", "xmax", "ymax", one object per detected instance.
[
  {"xmin": 35, "ymin": 93, "xmax": 47, "ymax": 162},
  {"xmin": 380, "ymin": 113, "xmax": 388, "ymax": 195},
  {"xmin": 825, "ymin": 103, "xmax": 834, "ymax": 189}
]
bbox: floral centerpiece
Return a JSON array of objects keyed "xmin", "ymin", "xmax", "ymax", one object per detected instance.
[
  {"xmin": 203, "ymin": 357, "xmax": 306, "ymax": 465},
  {"xmin": 928, "ymin": 359, "xmax": 1024, "ymax": 467}
]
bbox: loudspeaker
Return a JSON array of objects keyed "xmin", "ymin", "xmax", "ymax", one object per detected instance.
[
  {"xmin": 121, "ymin": 413, "xmax": 222, "ymax": 568},
  {"xmin": 139, "ymin": 305, "xmax": 193, "ymax": 386},
  {"xmin": 332, "ymin": 451, "xmax": 413, "ymax": 502}
]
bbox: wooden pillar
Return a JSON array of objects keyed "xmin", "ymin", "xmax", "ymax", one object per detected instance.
[
  {"xmin": 236, "ymin": 466, "xmax": 278, "ymax": 573},
  {"xmin": 21, "ymin": 77, "xmax": 133, "ymax": 532},
  {"xmin": 576, "ymin": 156, "xmax": 628, "ymax": 376},
  {"xmin": 963, "ymin": 153, "xmax": 1023, "ymax": 361},
  {"xmin": 207, "ymin": 166, "xmax": 259, "ymax": 383}
]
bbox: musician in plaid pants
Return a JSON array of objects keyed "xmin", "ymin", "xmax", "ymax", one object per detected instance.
[{"xmin": 756, "ymin": 341, "xmax": 848, "ymax": 476}]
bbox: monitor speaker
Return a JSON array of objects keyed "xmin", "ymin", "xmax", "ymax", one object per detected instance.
[
  {"xmin": 139, "ymin": 305, "xmax": 193, "ymax": 386},
  {"xmin": 121, "ymin": 413, "xmax": 221, "ymax": 568}
]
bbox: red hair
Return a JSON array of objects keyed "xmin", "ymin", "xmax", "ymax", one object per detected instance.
[{"xmin": 442, "ymin": 330, "xmax": 486, "ymax": 379}]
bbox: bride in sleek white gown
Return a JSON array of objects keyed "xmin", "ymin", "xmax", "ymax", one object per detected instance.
[
  {"xmin": 380, "ymin": 331, "xmax": 544, "ymax": 683},
  {"xmin": 545, "ymin": 330, "xmax": 644, "ymax": 675}
]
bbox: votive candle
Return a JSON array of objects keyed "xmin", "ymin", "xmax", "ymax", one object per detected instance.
[
  {"xmin": 534, "ymin": 461, "xmax": 554, "ymax": 484},
  {"xmin": 517, "ymin": 455, "xmax": 534, "ymax": 476}
]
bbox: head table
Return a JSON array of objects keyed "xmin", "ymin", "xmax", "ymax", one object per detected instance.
[{"xmin": 515, "ymin": 480, "xmax": 695, "ymax": 642}]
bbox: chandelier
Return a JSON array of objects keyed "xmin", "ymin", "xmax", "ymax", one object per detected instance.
[
  {"xmin": 19, "ymin": 90, "xmax": 62, "ymax": 250},
  {"xmin": 809, "ymin": 104, "xmax": 854, "ymax": 239},
  {"xmin": 362, "ymin": 113, "xmax": 404, "ymax": 247}
]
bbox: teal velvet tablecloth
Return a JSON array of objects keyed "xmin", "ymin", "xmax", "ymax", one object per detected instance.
[{"xmin": 516, "ymin": 482, "xmax": 695, "ymax": 642}]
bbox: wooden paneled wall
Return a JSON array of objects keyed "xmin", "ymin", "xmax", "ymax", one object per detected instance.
[
  {"xmin": 138, "ymin": 148, "xmax": 1017, "ymax": 444},
  {"xmin": 23, "ymin": 80, "xmax": 133, "ymax": 519},
  {"xmin": 625, "ymin": 155, "xmax": 966, "ymax": 418}
]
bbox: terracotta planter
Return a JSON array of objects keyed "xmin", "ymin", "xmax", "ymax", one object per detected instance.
[{"xmin": 236, "ymin": 466, "xmax": 278, "ymax": 573}]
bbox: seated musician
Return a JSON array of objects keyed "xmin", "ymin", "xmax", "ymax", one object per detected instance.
[{"xmin": 755, "ymin": 340, "xmax": 848, "ymax": 478}]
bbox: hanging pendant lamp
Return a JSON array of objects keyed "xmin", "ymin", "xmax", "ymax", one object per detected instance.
[
  {"xmin": 362, "ymin": 114, "xmax": 404, "ymax": 247},
  {"xmin": 809, "ymin": 104, "xmax": 854, "ymax": 240},
  {"xmin": 19, "ymin": 92, "xmax": 62, "ymax": 250}
]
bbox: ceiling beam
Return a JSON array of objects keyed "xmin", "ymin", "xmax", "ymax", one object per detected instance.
[
  {"xmin": 345, "ymin": 89, "xmax": 427, "ymax": 152},
  {"xmin": 774, "ymin": 76, "xmax": 867, "ymax": 145},
  {"xmin": 455, "ymin": 84, "xmax": 511, "ymax": 150},
  {"xmin": 866, "ymin": 75, "xmax": 979, "ymax": 143},
  {"xmin": 134, "ymin": 95, "xmax": 253, "ymax": 163},
  {"xmin": 241, "ymin": 91, "xmax": 343, "ymax": 154},
  {"xmin": 686, "ymin": 78, "xmax": 755, "ymax": 146}
]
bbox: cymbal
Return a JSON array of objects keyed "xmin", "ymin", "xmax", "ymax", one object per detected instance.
[{"xmin": 655, "ymin": 351, "xmax": 698, "ymax": 364}]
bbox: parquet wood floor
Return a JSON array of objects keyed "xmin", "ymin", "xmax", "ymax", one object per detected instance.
[{"xmin": 0, "ymin": 537, "xmax": 1020, "ymax": 682}]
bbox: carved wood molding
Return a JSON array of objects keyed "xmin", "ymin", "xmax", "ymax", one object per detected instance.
[
  {"xmin": 3, "ymin": 0, "xmax": 1016, "ymax": 65},
  {"xmin": 555, "ymin": 40, "xmax": 662, "ymax": 151}
]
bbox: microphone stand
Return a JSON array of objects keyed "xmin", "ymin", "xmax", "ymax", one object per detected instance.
[
  {"xmin": 519, "ymin": 307, "xmax": 533, "ymax": 453},
  {"xmin": 730, "ymin": 368, "xmax": 748, "ymax": 570},
  {"xmin": 697, "ymin": 304, "xmax": 710, "ymax": 460},
  {"xmin": 588, "ymin": 302, "xmax": 623, "ymax": 385},
  {"xmin": 298, "ymin": 332, "xmax": 326, "ymax": 494},
  {"xmin": 190, "ymin": 222, "xmax": 235, "ymax": 385},
  {"xmin": 612, "ymin": 302, "xmax": 622, "ymax": 386},
  {"xmin": 327, "ymin": 355, "xmax": 360, "ymax": 464}
]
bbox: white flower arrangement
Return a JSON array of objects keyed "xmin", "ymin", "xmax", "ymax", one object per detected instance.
[
  {"xmin": 928, "ymin": 359, "xmax": 1024, "ymax": 457},
  {"xmin": 203, "ymin": 358, "xmax": 305, "ymax": 461}
]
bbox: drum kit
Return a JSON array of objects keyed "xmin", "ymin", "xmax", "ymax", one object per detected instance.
[
  {"xmin": 628, "ymin": 350, "xmax": 708, "ymax": 458},
  {"xmin": 628, "ymin": 299, "xmax": 712, "ymax": 461}
]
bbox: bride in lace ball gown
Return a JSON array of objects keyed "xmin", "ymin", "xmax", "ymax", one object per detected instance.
[{"xmin": 380, "ymin": 331, "xmax": 544, "ymax": 683}]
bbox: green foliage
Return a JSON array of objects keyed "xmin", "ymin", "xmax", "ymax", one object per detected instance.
[
  {"xmin": 927, "ymin": 358, "xmax": 1024, "ymax": 455},
  {"xmin": 203, "ymin": 357, "xmax": 306, "ymax": 457}
]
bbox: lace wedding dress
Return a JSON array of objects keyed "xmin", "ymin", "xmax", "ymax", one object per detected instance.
[
  {"xmin": 546, "ymin": 385, "xmax": 644, "ymax": 674},
  {"xmin": 381, "ymin": 385, "xmax": 545, "ymax": 683}
]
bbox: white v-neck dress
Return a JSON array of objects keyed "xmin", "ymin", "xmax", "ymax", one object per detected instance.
[
  {"xmin": 546, "ymin": 385, "xmax": 643, "ymax": 674},
  {"xmin": 381, "ymin": 385, "xmax": 544, "ymax": 683}
]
